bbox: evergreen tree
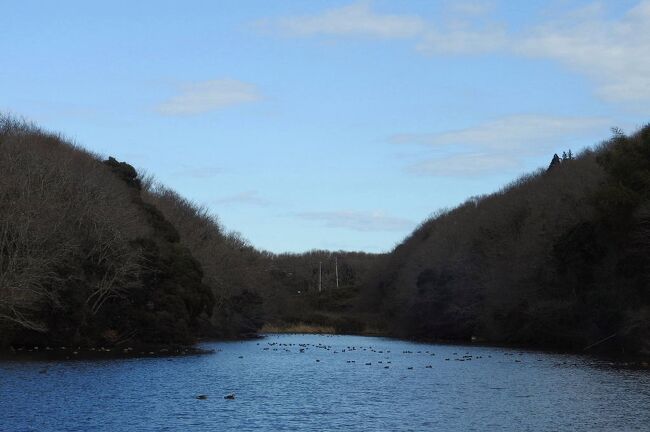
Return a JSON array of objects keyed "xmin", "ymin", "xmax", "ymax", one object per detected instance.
[{"xmin": 547, "ymin": 153, "xmax": 562, "ymax": 171}]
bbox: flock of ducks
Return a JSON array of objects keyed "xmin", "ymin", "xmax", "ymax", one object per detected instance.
[
  {"xmin": 251, "ymin": 340, "xmax": 645, "ymax": 370},
  {"xmin": 254, "ymin": 340, "xmax": 498, "ymax": 370},
  {"xmin": 13, "ymin": 345, "xmax": 191, "ymax": 356},
  {"xmin": 194, "ymin": 339, "xmax": 502, "ymax": 401}
]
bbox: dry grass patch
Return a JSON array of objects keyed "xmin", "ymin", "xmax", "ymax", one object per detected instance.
[{"xmin": 261, "ymin": 322, "xmax": 336, "ymax": 334}]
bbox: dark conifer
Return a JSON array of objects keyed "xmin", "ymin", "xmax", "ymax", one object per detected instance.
[{"xmin": 547, "ymin": 153, "xmax": 562, "ymax": 171}]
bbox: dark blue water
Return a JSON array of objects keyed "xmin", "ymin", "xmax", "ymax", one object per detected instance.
[{"xmin": 1, "ymin": 334, "xmax": 649, "ymax": 431}]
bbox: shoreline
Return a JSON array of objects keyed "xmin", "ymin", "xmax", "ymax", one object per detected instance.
[
  {"xmin": 259, "ymin": 322, "xmax": 336, "ymax": 334},
  {"xmin": 0, "ymin": 344, "xmax": 213, "ymax": 362},
  {"xmin": 2, "ymin": 331, "xmax": 649, "ymax": 369}
]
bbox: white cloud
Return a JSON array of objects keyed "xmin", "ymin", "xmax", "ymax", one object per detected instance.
[
  {"xmin": 262, "ymin": 1, "xmax": 503, "ymax": 54},
  {"xmin": 261, "ymin": 1, "xmax": 650, "ymax": 105},
  {"xmin": 296, "ymin": 210, "xmax": 414, "ymax": 232},
  {"xmin": 391, "ymin": 115, "xmax": 609, "ymax": 152},
  {"xmin": 214, "ymin": 190, "xmax": 272, "ymax": 207},
  {"xmin": 393, "ymin": 114, "xmax": 610, "ymax": 177},
  {"xmin": 261, "ymin": 1, "xmax": 425, "ymax": 39},
  {"xmin": 157, "ymin": 79, "xmax": 262, "ymax": 115},
  {"xmin": 423, "ymin": 1, "xmax": 650, "ymax": 104},
  {"xmin": 515, "ymin": 1, "xmax": 650, "ymax": 103}
]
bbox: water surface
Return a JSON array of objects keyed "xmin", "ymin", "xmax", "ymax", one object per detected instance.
[{"xmin": 1, "ymin": 334, "xmax": 649, "ymax": 431}]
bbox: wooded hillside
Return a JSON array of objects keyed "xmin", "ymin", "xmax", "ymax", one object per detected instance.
[
  {"xmin": 0, "ymin": 115, "xmax": 379, "ymax": 348},
  {"xmin": 2, "ymin": 115, "xmax": 648, "ymax": 357},
  {"xmin": 360, "ymin": 126, "xmax": 650, "ymax": 356}
]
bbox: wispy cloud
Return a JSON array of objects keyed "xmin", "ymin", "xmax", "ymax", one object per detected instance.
[
  {"xmin": 514, "ymin": 1, "xmax": 650, "ymax": 104},
  {"xmin": 259, "ymin": 1, "xmax": 425, "ymax": 39},
  {"xmin": 214, "ymin": 190, "xmax": 272, "ymax": 207},
  {"xmin": 394, "ymin": 114, "xmax": 610, "ymax": 177},
  {"xmin": 296, "ymin": 210, "xmax": 414, "ymax": 232},
  {"xmin": 260, "ymin": 1, "xmax": 650, "ymax": 106},
  {"xmin": 391, "ymin": 115, "xmax": 609, "ymax": 152},
  {"xmin": 157, "ymin": 79, "xmax": 262, "ymax": 115}
]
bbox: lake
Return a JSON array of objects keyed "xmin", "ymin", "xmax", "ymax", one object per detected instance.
[{"xmin": 1, "ymin": 334, "xmax": 649, "ymax": 431}]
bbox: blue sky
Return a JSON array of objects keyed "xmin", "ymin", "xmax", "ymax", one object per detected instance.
[{"xmin": 2, "ymin": 0, "xmax": 649, "ymax": 253}]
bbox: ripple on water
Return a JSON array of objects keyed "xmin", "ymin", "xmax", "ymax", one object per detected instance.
[{"xmin": 1, "ymin": 334, "xmax": 649, "ymax": 432}]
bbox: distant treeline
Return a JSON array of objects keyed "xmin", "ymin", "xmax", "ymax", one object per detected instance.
[
  {"xmin": 261, "ymin": 250, "xmax": 380, "ymax": 333},
  {"xmin": 360, "ymin": 125, "xmax": 650, "ymax": 357},
  {"xmin": 2, "ymin": 115, "xmax": 649, "ymax": 357}
]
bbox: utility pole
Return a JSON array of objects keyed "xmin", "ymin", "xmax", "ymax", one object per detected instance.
[
  {"xmin": 335, "ymin": 257, "xmax": 339, "ymax": 289},
  {"xmin": 318, "ymin": 261, "xmax": 322, "ymax": 293}
]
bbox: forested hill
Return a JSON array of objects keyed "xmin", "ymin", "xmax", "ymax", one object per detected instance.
[
  {"xmin": 0, "ymin": 116, "xmax": 378, "ymax": 350},
  {"xmin": 0, "ymin": 117, "xmax": 223, "ymax": 348},
  {"xmin": 360, "ymin": 125, "xmax": 650, "ymax": 357},
  {"xmin": 2, "ymin": 115, "xmax": 649, "ymax": 358}
]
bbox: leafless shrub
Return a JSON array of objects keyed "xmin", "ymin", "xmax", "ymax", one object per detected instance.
[{"xmin": 0, "ymin": 115, "xmax": 147, "ymax": 333}]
